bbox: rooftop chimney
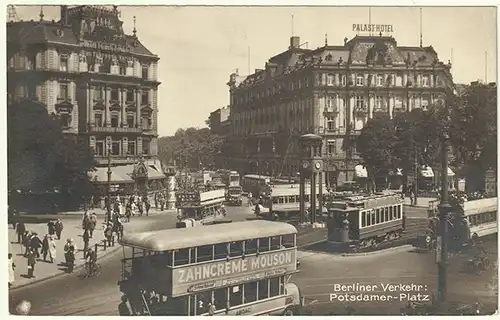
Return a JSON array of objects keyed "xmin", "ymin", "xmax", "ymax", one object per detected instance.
[
  {"xmin": 290, "ymin": 36, "xmax": 300, "ymax": 49},
  {"xmin": 60, "ymin": 5, "xmax": 68, "ymax": 25}
]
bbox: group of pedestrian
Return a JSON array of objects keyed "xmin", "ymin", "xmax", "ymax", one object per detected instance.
[{"xmin": 10, "ymin": 219, "xmax": 64, "ymax": 284}]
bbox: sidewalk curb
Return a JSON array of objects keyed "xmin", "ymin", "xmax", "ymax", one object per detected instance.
[
  {"xmin": 341, "ymin": 244, "xmax": 414, "ymax": 257},
  {"xmin": 9, "ymin": 219, "xmax": 160, "ymax": 292}
]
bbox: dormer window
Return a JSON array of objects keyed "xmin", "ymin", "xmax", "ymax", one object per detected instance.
[
  {"xmin": 142, "ymin": 65, "xmax": 149, "ymax": 80},
  {"xmin": 341, "ymin": 75, "xmax": 347, "ymax": 86},
  {"xmin": 422, "ymin": 75, "xmax": 430, "ymax": 87},
  {"xmin": 327, "ymin": 74, "xmax": 334, "ymax": 86},
  {"xmin": 356, "ymin": 75, "xmax": 364, "ymax": 86},
  {"xmin": 60, "ymin": 55, "xmax": 68, "ymax": 72}
]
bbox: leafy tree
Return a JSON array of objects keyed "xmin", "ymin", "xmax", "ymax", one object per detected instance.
[
  {"xmin": 158, "ymin": 127, "xmax": 224, "ymax": 170},
  {"xmin": 356, "ymin": 115, "xmax": 396, "ymax": 192},
  {"xmin": 392, "ymin": 107, "xmax": 445, "ymax": 190},
  {"xmin": 8, "ymin": 99, "xmax": 96, "ymax": 208},
  {"xmin": 449, "ymin": 83, "xmax": 497, "ymax": 190}
]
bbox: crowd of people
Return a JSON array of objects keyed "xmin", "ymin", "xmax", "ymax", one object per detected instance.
[
  {"xmin": 10, "ymin": 219, "xmax": 65, "ymax": 285},
  {"xmin": 449, "ymin": 190, "xmax": 489, "ymax": 204}
]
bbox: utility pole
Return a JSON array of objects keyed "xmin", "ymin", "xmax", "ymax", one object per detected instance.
[
  {"xmin": 437, "ymin": 113, "xmax": 451, "ymax": 309},
  {"xmin": 106, "ymin": 141, "xmax": 112, "ymax": 224}
]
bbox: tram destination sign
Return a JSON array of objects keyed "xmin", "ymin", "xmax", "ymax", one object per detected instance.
[
  {"xmin": 352, "ymin": 24, "xmax": 394, "ymax": 33},
  {"xmin": 171, "ymin": 249, "xmax": 296, "ymax": 296}
]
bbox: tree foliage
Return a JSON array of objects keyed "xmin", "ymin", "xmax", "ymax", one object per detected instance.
[
  {"xmin": 356, "ymin": 83, "xmax": 496, "ymax": 192},
  {"xmin": 356, "ymin": 115, "xmax": 396, "ymax": 191},
  {"xmin": 8, "ymin": 99, "xmax": 96, "ymax": 201},
  {"xmin": 158, "ymin": 127, "xmax": 224, "ymax": 169}
]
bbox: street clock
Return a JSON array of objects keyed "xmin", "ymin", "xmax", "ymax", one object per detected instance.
[{"xmin": 302, "ymin": 159, "xmax": 323, "ymax": 173}]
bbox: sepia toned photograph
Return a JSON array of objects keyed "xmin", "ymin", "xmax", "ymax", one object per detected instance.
[{"xmin": 6, "ymin": 4, "xmax": 497, "ymax": 316}]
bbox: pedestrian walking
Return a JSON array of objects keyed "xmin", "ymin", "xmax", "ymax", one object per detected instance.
[
  {"xmin": 8, "ymin": 253, "xmax": 16, "ymax": 288},
  {"xmin": 26, "ymin": 249, "xmax": 36, "ymax": 278},
  {"xmin": 89, "ymin": 213, "xmax": 97, "ymax": 238},
  {"xmin": 125, "ymin": 204, "xmax": 132, "ymax": 223},
  {"xmin": 55, "ymin": 219, "xmax": 64, "ymax": 240},
  {"xmin": 41, "ymin": 234, "xmax": 50, "ymax": 261},
  {"xmin": 29, "ymin": 233, "xmax": 42, "ymax": 258},
  {"xmin": 104, "ymin": 224, "xmax": 113, "ymax": 247},
  {"xmin": 48, "ymin": 235, "xmax": 56, "ymax": 263},
  {"xmin": 83, "ymin": 229, "xmax": 90, "ymax": 257},
  {"xmin": 145, "ymin": 199, "xmax": 151, "ymax": 216},
  {"xmin": 22, "ymin": 231, "xmax": 30, "ymax": 256},
  {"xmin": 138, "ymin": 201, "xmax": 144, "ymax": 216},
  {"xmin": 64, "ymin": 239, "xmax": 76, "ymax": 273},
  {"xmin": 47, "ymin": 220, "xmax": 55, "ymax": 235},
  {"xmin": 15, "ymin": 221, "xmax": 26, "ymax": 244}
]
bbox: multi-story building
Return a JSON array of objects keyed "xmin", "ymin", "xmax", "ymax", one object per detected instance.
[
  {"xmin": 208, "ymin": 106, "xmax": 231, "ymax": 135},
  {"xmin": 7, "ymin": 5, "xmax": 168, "ymax": 196},
  {"xmin": 227, "ymin": 34, "xmax": 455, "ymax": 187}
]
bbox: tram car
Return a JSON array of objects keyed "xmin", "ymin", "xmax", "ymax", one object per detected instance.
[
  {"xmin": 258, "ymin": 184, "xmax": 327, "ymax": 221},
  {"xmin": 325, "ymin": 193, "xmax": 404, "ymax": 249}
]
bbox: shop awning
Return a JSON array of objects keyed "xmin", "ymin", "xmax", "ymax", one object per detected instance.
[
  {"xmin": 89, "ymin": 166, "xmax": 135, "ymax": 184},
  {"xmin": 89, "ymin": 163, "xmax": 167, "ymax": 184},
  {"xmin": 447, "ymin": 168, "xmax": 455, "ymax": 177},
  {"xmin": 420, "ymin": 166, "xmax": 434, "ymax": 178},
  {"xmin": 354, "ymin": 165, "xmax": 368, "ymax": 178},
  {"xmin": 147, "ymin": 165, "xmax": 166, "ymax": 180}
]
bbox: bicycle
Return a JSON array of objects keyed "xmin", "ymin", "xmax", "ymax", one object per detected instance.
[{"xmin": 83, "ymin": 261, "xmax": 102, "ymax": 278}]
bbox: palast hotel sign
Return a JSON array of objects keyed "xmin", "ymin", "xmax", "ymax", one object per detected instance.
[{"xmin": 352, "ymin": 24, "xmax": 394, "ymax": 33}]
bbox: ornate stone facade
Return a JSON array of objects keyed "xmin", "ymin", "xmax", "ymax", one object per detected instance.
[
  {"xmin": 7, "ymin": 5, "xmax": 166, "ymax": 192},
  {"xmin": 226, "ymin": 35, "xmax": 455, "ymax": 187}
]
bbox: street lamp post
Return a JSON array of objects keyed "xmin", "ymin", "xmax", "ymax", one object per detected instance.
[
  {"xmin": 106, "ymin": 141, "xmax": 112, "ymax": 224},
  {"xmin": 437, "ymin": 117, "xmax": 451, "ymax": 308}
]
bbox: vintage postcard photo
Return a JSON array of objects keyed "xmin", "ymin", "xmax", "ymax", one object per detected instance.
[{"xmin": 6, "ymin": 4, "xmax": 497, "ymax": 316}]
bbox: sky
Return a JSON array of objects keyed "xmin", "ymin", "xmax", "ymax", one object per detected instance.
[{"xmin": 13, "ymin": 5, "xmax": 498, "ymax": 137}]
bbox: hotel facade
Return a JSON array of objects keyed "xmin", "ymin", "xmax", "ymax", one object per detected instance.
[{"xmin": 225, "ymin": 34, "xmax": 455, "ymax": 187}]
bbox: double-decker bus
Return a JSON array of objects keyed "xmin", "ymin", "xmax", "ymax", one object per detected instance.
[
  {"xmin": 118, "ymin": 220, "xmax": 303, "ymax": 316},
  {"xmin": 325, "ymin": 193, "xmax": 404, "ymax": 249},
  {"xmin": 176, "ymin": 189, "xmax": 227, "ymax": 228},
  {"xmin": 461, "ymin": 197, "xmax": 498, "ymax": 239}
]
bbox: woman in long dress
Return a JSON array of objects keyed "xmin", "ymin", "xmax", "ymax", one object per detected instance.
[{"xmin": 48, "ymin": 236, "xmax": 57, "ymax": 263}]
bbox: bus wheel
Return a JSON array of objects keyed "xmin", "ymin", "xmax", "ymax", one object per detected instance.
[{"xmin": 283, "ymin": 307, "xmax": 296, "ymax": 316}]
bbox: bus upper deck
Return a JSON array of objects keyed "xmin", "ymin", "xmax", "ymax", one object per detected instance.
[{"xmin": 119, "ymin": 220, "xmax": 301, "ymax": 316}]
